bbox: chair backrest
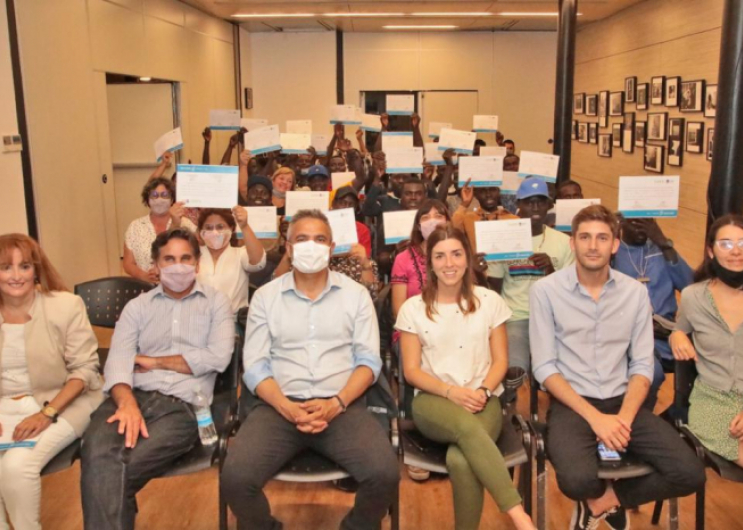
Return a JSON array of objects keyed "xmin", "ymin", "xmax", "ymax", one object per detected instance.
[
  {"xmin": 375, "ymin": 284, "xmax": 393, "ymax": 353},
  {"xmin": 215, "ymin": 335, "xmax": 242, "ymax": 399},
  {"xmin": 75, "ymin": 276, "xmax": 153, "ymax": 328},
  {"xmin": 674, "ymin": 360, "xmax": 698, "ymax": 421}
]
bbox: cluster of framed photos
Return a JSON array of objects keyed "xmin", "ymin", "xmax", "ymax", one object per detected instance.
[{"xmin": 572, "ymin": 75, "xmax": 716, "ymax": 173}]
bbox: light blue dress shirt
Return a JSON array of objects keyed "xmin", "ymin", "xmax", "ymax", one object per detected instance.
[
  {"xmin": 243, "ymin": 271, "xmax": 381, "ymax": 398},
  {"xmin": 529, "ymin": 265, "xmax": 655, "ymax": 399},
  {"xmin": 103, "ymin": 282, "xmax": 235, "ymax": 404}
]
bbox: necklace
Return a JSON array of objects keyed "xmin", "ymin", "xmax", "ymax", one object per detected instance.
[{"xmin": 621, "ymin": 241, "xmax": 650, "ymax": 283}]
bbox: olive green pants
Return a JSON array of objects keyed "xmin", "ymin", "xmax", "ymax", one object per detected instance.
[{"xmin": 412, "ymin": 392, "xmax": 522, "ymax": 530}]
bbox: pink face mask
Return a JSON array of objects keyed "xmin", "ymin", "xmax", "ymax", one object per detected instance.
[
  {"xmin": 421, "ymin": 219, "xmax": 444, "ymax": 240},
  {"xmin": 158, "ymin": 263, "xmax": 196, "ymax": 292}
]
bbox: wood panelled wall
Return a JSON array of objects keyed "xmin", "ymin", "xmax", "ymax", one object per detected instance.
[{"xmin": 572, "ymin": 0, "xmax": 724, "ymax": 267}]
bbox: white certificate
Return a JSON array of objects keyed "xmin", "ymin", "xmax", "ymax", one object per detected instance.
[
  {"xmin": 285, "ymin": 191, "xmax": 329, "ymax": 220},
  {"xmin": 500, "ymin": 172, "xmax": 521, "ymax": 195},
  {"xmin": 244, "ymin": 125, "xmax": 281, "ymax": 155},
  {"xmin": 311, "ymin": 134, "xmax": 330, "ymax": 155},
  {"xmin": 480, "ymin": 146, "xmax": 507, "ymax": 158},
  {"xmin": 382, "ymin": 132, "xmax": 414, "ymax": 150},
  {"xmin": 425, "ymin": 142, "xmax": 446, "ymax": 166},
  {"xmin": 428, "ymin": 122, "xmax": 452, "ymax": 139},
  {"xmin": 280, "ymin": 133, "xmax": 311, "ymax": 154},
  {"xmin": 473, "ymin": 115, "xmax": 499, "ymax": 133},
  {"xmin": 475, "ymin": 219, "xmax": 533, "ymax": 261},
  {"xmin": 209, "ymin": 109, "xmax": 241, "ymax": 131},
  {"xmin": 383, "ymin": 210, "xmax": 418, "ymax": 245},
  {"xmin": 386, "ymin": 94, "xmax": 415, "ymax": 116},
  {"xmin": 240, "ymin": 118, "xmax": 268, "ymax": 131},
  {"xmin": 286, "ymin": 120, "xmax": 312, "ymax": 135},
  {"xmin": 246, "ymin": 206, "xmax": 278, "ymax": 239},
  {"xmin": 330, "ymin": 105, "xmax": 361, "ymax": 125},
  {"xmin": 555, "ymin": 199, "xmax": 602, "ymax": 232},
  {"xmin": 518, "ymin": 151, "xmax": 560, "ymax": 183},
  {"xmin": 387, "ymin": 147, "xmax": 423, "ymax": 174},
  {"xmin": 326, "ymin": 208, "xmax": 359, "ymax": 255},
  {"xmin": 618, "ymin": 176, "xmax": 680, "ymax": 218},
  {"xmin": 154, "ymin": 127, "xmax": 183, "ymax": 162},
  {"xmin": 361, "ymin": 113, "xmax": 382, "ymax": 132},
  {"xmin": 0, "ymin": 413, "xmax": 40, "ymax": 450},
  {"xmin": 459, "ymin": 156, "xmax": 503, "ymax": 188},
  {"xmin": 332, "ymin": 171, "xmax": 355, "ymax": 191},
  {"xmin": 438, "ymin": 128, "xmax": 476, "ymax": 155},
  {"xmin": 176, "ymin": 165, "xmax": 238, "ymax": 209}
]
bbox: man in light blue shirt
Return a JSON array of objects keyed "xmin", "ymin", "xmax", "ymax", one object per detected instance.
[
  {"xmin": 81, "ymin": 228, "xmax": 234, "ymax": 530},
  {"xmin": 529, "ymin": 205, "xmax": 704, "ymax": 530},
  {"xmin": 222, "ymin": 210, "xmax": 399, "ymax": 530}
]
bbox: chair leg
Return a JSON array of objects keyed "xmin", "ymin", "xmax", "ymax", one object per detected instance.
[
  {"xmin": 521, "ymin": 459, "xmax": 532, "ymax": 517},
  {"xmin": 696, "ymin": 484, "xmax": 705, "ymax": 530},
  {"xmin": 390, "ymin": 486, "xmax": 400, "ymax": 530},
  {"xmin": 668, "ymin": 497, "xmax": 679, "ymax": 530},
  {"xmin": 219, "ymin": 483, "xmax": 228, "ymax": 530},
  {"xmin": 651, "ymin": 499, "xmax": 663, "ymax": 525},
  {"xmin": 536, "ymin": 451, "xmax": 546, "ymax": 530}
]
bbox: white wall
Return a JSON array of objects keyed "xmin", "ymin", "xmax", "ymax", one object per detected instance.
[{"xmin": 0, "ymin": 1, "xmax": 27, "ymax": 235}]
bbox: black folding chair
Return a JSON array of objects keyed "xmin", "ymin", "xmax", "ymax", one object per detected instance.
[{"xmin": 374, "ymin": 284, "xmax": 395, "ymax": 381}]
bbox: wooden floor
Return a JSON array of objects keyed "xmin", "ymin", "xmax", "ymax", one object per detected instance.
[{"xmin": 39, "ymin": 380, "xmax": 743, "ymax": 530}]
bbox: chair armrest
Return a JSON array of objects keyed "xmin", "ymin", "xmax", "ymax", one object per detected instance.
[
  {"xmin": 678, "ymin": 424, "xmax": 707, "ymax": 461},
  {"xmin": 215, "ymin": 413, "xmax": 241, "ymax": 470},
  {"xmin": 528, "ymin": 420, "xmax": 547, "ymax": 459},
  {"xmin": 511, "ymin": 413, "xmax": 532, "ymax": 456}
]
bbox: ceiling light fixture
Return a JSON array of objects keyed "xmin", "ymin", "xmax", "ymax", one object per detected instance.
[
  {"xmin": 411, "ymin": 12, "xmax": 493, "ymax": 17},
  {"xmin": 232, "ymin": 13, "xmax": 315, "ymax": 18},
  {"xmin": 497, "ymin": 12, "xmax": 583, "ymax": 17},
  {"xmin": 323, "ymin": 13, "xmax": 405, "ymax": 17},
  {"xmin": 139, "ymin": 77, "xmax": 152, "ymax": 82},
  {"xmin": 383, "ymin": 25, "xmax": 459, "ymax": 30}
]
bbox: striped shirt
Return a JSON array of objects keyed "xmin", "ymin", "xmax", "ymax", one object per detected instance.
[{"xmin": 103, "ymin": 282, "xmax": 234, "ymax": 404}]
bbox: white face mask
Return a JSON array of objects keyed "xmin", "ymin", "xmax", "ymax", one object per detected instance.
[
  {"xmin": 291, "ymin": 240, "xmax": 330, "ymax": 274},
  {"xmin": 201, "ymin": 230, "xmax": 231, "ymax": 250},
  {"xmin": 159, "ymin": 263, "xmax": 196, "ymax": 292},
  {"xmin": 149, "ymin": 198, "xmax": 171, "ymax": 215},
  {"xmin": 421, "ymin": 219, "xmax": 444, "ymax": 241}
]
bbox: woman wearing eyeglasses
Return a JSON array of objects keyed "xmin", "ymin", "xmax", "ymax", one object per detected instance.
[
  {"xmin": 670, "ymin": 214, "xmax": 743, "ymax": 466},
  {"xmin": 122, "ymin": 177, "xmax": 197, "ymax": 283}
]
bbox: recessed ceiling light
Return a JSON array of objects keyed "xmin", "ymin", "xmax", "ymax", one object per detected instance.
[
  {"xmin": 139, "ymin": 77, "xmax": 152, "ymax": 82},
  {"xmin": 323, "ymin": 13, "xmax": 405, "ymax": 17},
  {"xmin": 411, "ymin": 12, "xmax": 493, "ymax": 17},
  {"xmin": 232, "ymin": 13, "xmax": 315, "ymax": 18},
  {"xmin": 383, "ymin": 25, "xmax": 459, "ymax": 30},
  {"xmin": 497, "ymin": 12, "xmax": 583, "ymax": 17}
]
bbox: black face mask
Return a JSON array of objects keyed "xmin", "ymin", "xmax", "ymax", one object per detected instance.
[{"xmin": 712, "ymin": 258, "xmax": 743, "ymax": 290}]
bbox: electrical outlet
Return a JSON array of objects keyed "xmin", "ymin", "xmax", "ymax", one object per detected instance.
[{"xmin": 2, "ymin": 134, "xmax": 22, "ymax": 153}]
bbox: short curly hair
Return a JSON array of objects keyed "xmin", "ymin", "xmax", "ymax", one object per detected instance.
[{"xmin": 141, "ymin": 177, "xmax": 175, "ymax": 207}]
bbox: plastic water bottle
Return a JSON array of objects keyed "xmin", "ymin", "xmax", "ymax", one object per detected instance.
[{"xmin": 193, "ymin": 388, "xmax": 217, "ymax": 446}]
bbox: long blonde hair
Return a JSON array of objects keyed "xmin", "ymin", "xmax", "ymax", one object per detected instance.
[{"xmin": 0, "ymin": 234, "xmax": 68, "ymax": 306}]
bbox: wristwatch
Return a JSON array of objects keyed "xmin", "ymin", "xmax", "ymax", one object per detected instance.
[
  {"xmin": 41, "ymin": 402, "xmax": 59, "ymax": 423},
  {"xmin": 659, "ymin": 239, "xmax": 674, "ymax": 250},
  {"xmin": 478, "ymin": 386, "xmax": 492, "ymax": 399}
]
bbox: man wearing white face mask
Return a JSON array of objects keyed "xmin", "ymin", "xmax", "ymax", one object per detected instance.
[
  {"xmin": 222, "ymin": 210, "xmax": 399, "ymax": 530},
  {"xmin": 81, "ymin": 228, "xmax": 234, "ymax": 530}
]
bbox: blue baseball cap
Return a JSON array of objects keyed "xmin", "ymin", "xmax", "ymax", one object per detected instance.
[
  {"xmin": 516, "ymin": 178, "xmax": 549, "ymax": 200},
  {"xmin": 307, "ymin": 164, "xmax": 329, "ymax": 179}
]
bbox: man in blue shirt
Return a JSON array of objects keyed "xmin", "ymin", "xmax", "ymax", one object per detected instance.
[
  {"xmin": 530, "ymin": 205, "xmax": 704, "ymax": 530},
  {"xmin": 222, "ymin": 210, "xmax": 399, "ymax": 530},
  {"xmin": 613, "ymin": 217, "xmax": 694, "ymax": 409}
]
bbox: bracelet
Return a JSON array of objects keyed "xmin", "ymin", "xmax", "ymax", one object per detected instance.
[{"xmin": 333, "ymin": 395, "xmax": 347, "ymax": 413}]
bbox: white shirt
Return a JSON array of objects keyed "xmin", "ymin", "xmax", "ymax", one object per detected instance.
[
  {"xmin": 395, "ymin": 285, "xmax": 511, "ymax": 394},
  {"xmin": 1, "ymin": 324, "xmax": 33, "ymax": 397},
  {"xmin": 198, "ymin": 246, "xmax": 266, "ymax": 315},
  {"xmin": 124, "ymin": 215, "xmax": 197, "ymax": 271}
]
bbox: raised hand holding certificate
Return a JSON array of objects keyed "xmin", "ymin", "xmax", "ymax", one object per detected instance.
[
  {"xmin": 244, "ymin": 125, "xmax": 281, "ymax": 155},
  {"xmin": 425, "ymin": 142, "xmax": 447, "ymax": 166},
  {"xmin": 280, "ymin": 133, "xmax": 311, "ymax": 154},
  {"xmin": 209, "ymin": 110, "xmax": 241, "ymax": 131},
  {"xmin": 475, "ymin": 219, "xmax": 533, "ymax": 261},
  {"xmin": 386, "ymin": 147, "xmax": 424, "ymax": 174},
  {"xmin": 246, "ymin": 206, "xmax": 278, "ymax": 239},
  {"xmin": 361, "ymin": 114, "xmax": 382, "ymax": 132},
  {"xmin": 326, "ymin": 208, "xmax": 359, "ymax": 255},
  {"xmin": 241, "ymin": 118, "xmax": 268, "ymax": 131},
  {"xmin": 386, "ymin": 94, "xmax": 415, "ymax": 116},
  {"xmin": 555, "ymin": 198, "xmax": 602, "ymax": 232},
  {"xmin": 438, "ymin": 128, "xmax": 476, "ymax": 155},
  {"xmin": 154, "ymin": 127, "xmax": 183, "ymax": 162},
  {"xmin": 618, "ymin": 176, "xmax": 680, "ymax": 218},
  {"xmin": 383, "ymin": 210, "xmax": 418, "ymax": 244},
  {"xmin": 382, "ymin": 132, "xmax": 414, "ymax": 150},
  {"xmin": 285, "ymin": 191, "xmax": 329, "ymax": 220},
  {"xmin": 517, "ymin": 151, "xmax": 560, "ymax": 183},
  {"xmin": 286, "ymin": 120, "xmax": 312, "ymax": 135},
  {"xmin": 473, "ymin": 115, "xmax": 499, "ymax": 133},
  {"xmin": 428, "ymin": 121, "xmax": 452, "ymax": 139},
  {"xmin": 459, "ymin": 156, "xmax": 503, "ymax": 187},
  {"xmin": 330, "ymin": 105, "xmax": 361, "ymax": 125},
  {"xmin": 176, "ymin": 165, "xmax": 238, "ymax": 209}
]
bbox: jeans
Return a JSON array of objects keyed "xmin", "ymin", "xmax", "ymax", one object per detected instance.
[{"xmin": 80, "ymin": 390, "xmax": 199, "ymax": 530}]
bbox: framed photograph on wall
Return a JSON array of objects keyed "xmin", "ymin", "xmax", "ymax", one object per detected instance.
[
  {"xmin": 668, "ymin": 117, "xmax": 685, "ymax": 167},
  {"xmin": 609, "ymin": 92, "xmax": 624, "ymax": 116},
  {"xmin": 589, "ymin": 123, "xmax": 598, "ymax": 144},
  {"xmin": 612, "ymin": 123, "xmax": 623, "ymax": 147},
  {"xmin": 644, "ymin": 145, "xmax": 665, "ymax": 174},
  {"xmin": 651, "ymin": 76, "xmax": 665, "ymax": 105},
  {"xmin": 598, "ymin": 134, "xmax": 612, "ymax": 157},
  {"xmin": 647, "ymin": 112, "xmax": 668, "ymax": 141},
  {"xmin": 686, "ymin": 122, "xmax": 705, "ymax": 153},
  {"xmin": 574, "ymin": 93, "xmax": 585, "ymax": 114},
  {"xmin": 625, "ymin": 76, "xmax": 637, "ymax": 103},
  {"xmin": 599, "ymin": 115, "xmax": 609, "ymax": 128},
  {"xmin": 665, "ymin": 76, "xmax": 680, "ymax": 107},
  {"xmin": 623, "ymin": 113, "xmax": 635, "ymax": 153},
  {"xmin": 586, "ymin": 95, "xmax": 598, "ymax": 116},
  {"xmin": 635, "ymin": 121, "xmax": 647, "ymax": 148},
  {"xmin": 578, "ymin": 122, "xmax": 589, "ymax": 143},
  {"xmin": 571, "ymin": 119, "xmax": 577, "ymax": 140},
  {"xmin": 707, "ymin": 128, "xmax": 715, "ymax": 161},
  {"xmin": 636, "ymin": 83, "xmax": 649, "ymax": 110},
  {"xmin": 705, "ymin": 84, "xmax": 717, "ymax": 118},
  {"xmin": 598, "ymin": 90, "xmax": 609, "ymax": 118},
  {"xmin": 680, "ymin": 80, "xmax": 705, "ymax": 112}
]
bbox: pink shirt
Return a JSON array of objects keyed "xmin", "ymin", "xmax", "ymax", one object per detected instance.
[{"xmin": 391, "ymin": 246, "xmax": 427, "ymax": 300}]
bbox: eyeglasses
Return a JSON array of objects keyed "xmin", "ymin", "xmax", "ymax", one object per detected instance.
[
  {"xmin": 149, "ymin": 191, "xmax": 172, "ymax": 199},
  {"xmin": 714, "ymin": 239, "xmax": 743, "ymax": 251}
]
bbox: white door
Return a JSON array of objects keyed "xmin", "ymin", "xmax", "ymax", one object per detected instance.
[{"xmin": 419, "ymin": 91, "xmax": 479, "ymax": 140}]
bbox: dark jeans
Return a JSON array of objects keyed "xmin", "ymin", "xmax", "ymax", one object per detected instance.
[
  {"xmin": 221, "ymin": 399, "xmax": 399, "ymax": 530},
  {"xmin": 80, "ymin": 390, "xmax": 199, "ymax": 530},
  {"xmin": 546, "ymin": 395, "xmax": 706, "ymax": 507}
]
